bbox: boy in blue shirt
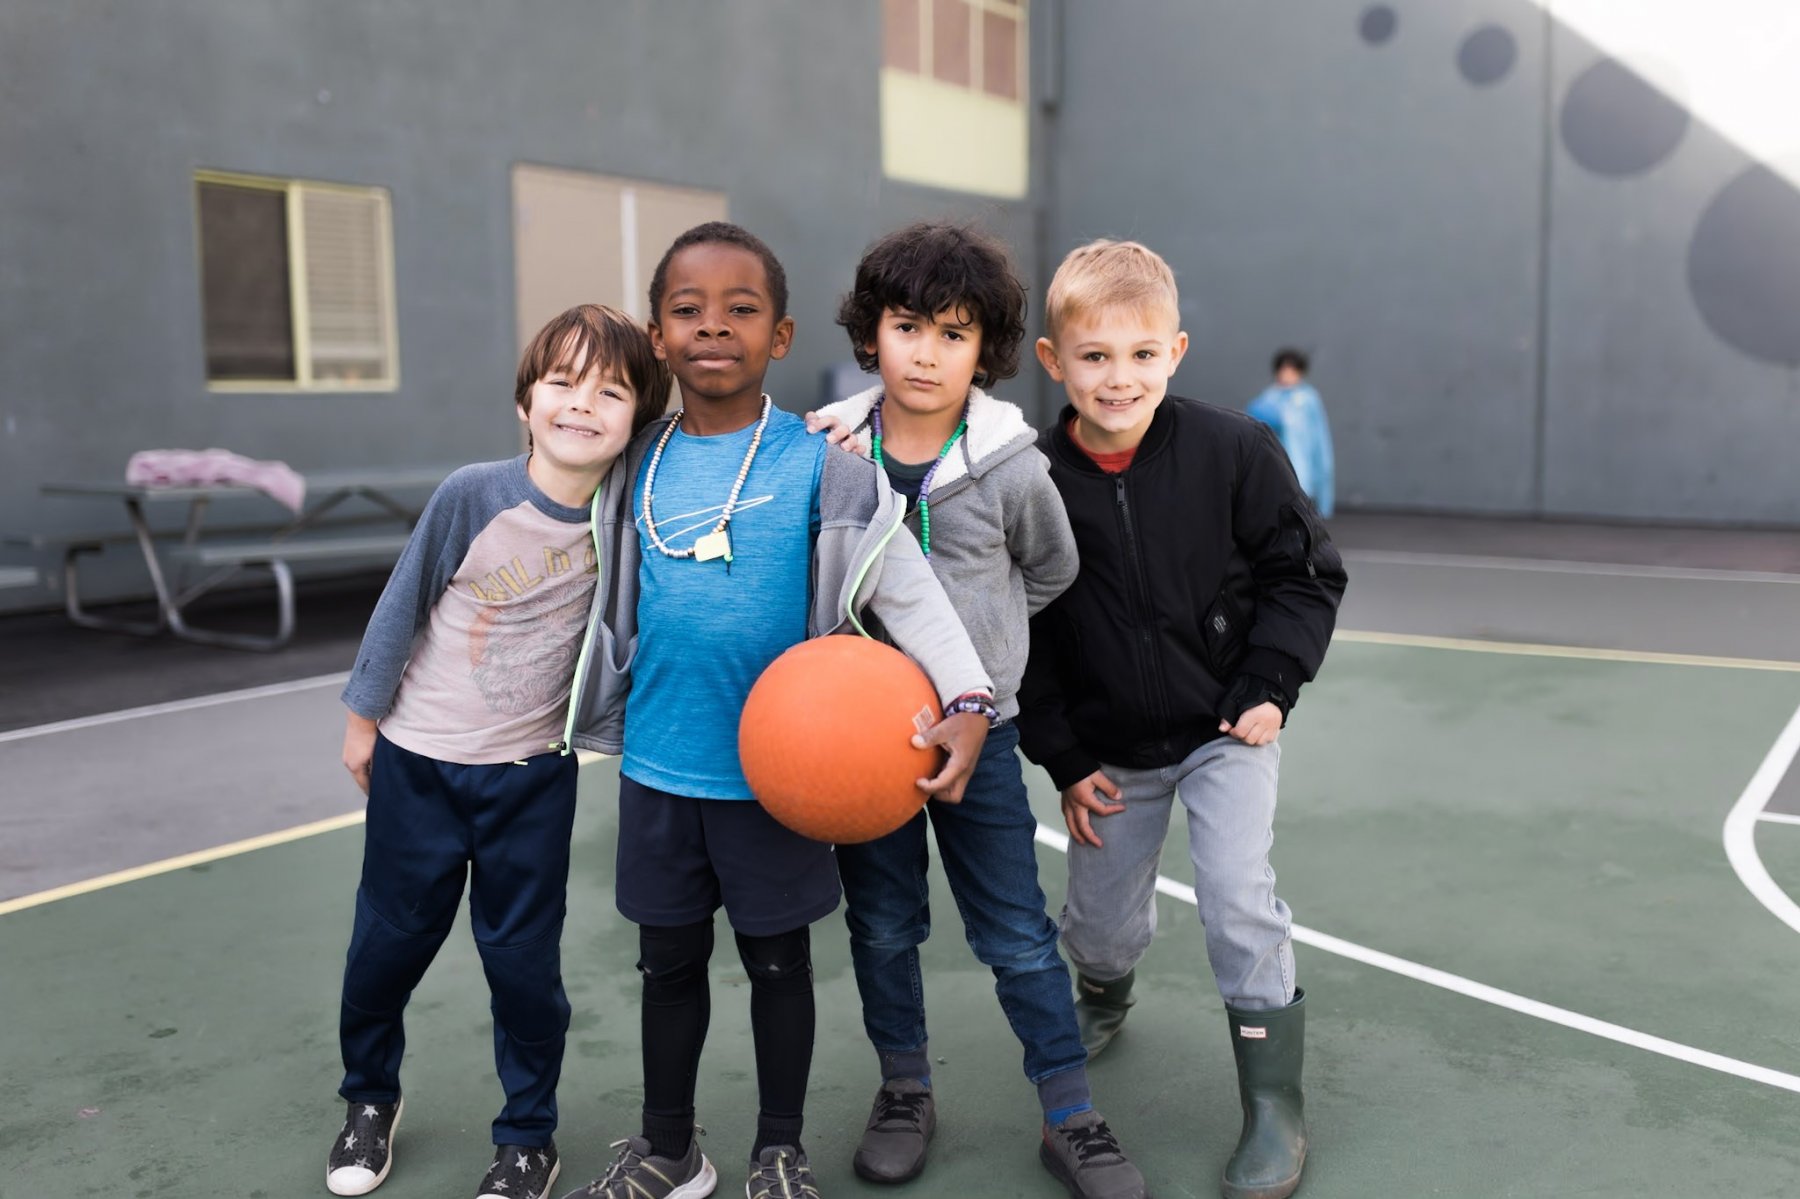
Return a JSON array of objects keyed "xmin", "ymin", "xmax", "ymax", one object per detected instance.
[
  {"xmin": 1247, "ymin": 349, "xmax": 1334, "ymax": 518},
  {"xmin": 326, "ymin": 305, "xmax": 669, "ymax": 1199},
  {"xmin": 810, "ymin": 222, "xmax": 1148, "ymax": 1199},
  {"xmin": 557, "ymin": 223, "xmax": 995, "ymax": 1199}
]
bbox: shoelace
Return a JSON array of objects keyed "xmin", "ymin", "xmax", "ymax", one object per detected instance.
[
  {"xmin": 748, "ymin": 1150, "xmax": 820, "ymax": 1199},
  {"xmin": 870, "ymin": 1088, "xmax": 930, "ymax": 1129},
  {"xmin": 586, "ymin": 1140, "xmax": 665, "ymax": 1197},
  {"xmin": 1060, "ymin": 1119, "xmax": 1125, "ymax": 1165}
]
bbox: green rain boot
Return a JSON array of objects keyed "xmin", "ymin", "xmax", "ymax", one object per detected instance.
[
  {"xmin": 1074, "ymin": 970, "xmax": 1136, "ymax": 1059},
  {"xmin": 1221, "ymin": 989, "xmax": 1307, "ymax": 1199}
]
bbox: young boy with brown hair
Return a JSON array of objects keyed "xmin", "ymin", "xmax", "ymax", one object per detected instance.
[
  {"xmin": 327, "ymin": 304, "xmax": 670, "ymax": 1199},
  {"xmin": 1019, "ymin": 240, "xmax": 1347, "ymax": 1199}
]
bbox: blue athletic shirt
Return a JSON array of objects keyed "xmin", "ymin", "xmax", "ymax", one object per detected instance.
[{"xmin": 623, "ymin": 408, "xmax": 826, "ymax": 799}]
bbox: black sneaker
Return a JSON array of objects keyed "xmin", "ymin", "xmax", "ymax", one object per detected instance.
[
  {"xmin": 745, "ymin": 1146, "xmax": 821, "ymax": 1199},
  {"xmin": 1039, "ymin": 1110, "xmax": 1149, "ymax": 1199},
  {"xmin": 477, "ymin": 1141, "xmax": 561, "ymax": 1199},
  {"xmin": 852, "ymin": 1079, "xmax": 935, "ymax": 1183},
  {"xmin": 326, "ymin": 1098, "xmax": 403, "ymax": 1196},
  {"xmin": 560, "ymin": 1135, "xmax": 718, "ymax": 1198}
]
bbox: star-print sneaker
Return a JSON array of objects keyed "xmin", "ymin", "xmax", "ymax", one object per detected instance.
[
  {"xmin": 326, "ymin": 1097, "xmax": 403, "ymax": 1196},
  {"xmin": 477, "ymin": 1141, "xmax": 561, "ymax": 1199}
]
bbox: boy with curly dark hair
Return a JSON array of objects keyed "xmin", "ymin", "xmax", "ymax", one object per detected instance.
[{"xmin": 811, "ymin": 221, "xmax": 1148, "ymax": 1199}]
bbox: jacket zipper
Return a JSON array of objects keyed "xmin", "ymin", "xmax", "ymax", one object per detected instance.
[
  {"xmin": 555, "ymin": 483, "xmax": 607, "ymax": 756},
  {"xmin": 1114, "ymin": 475, "xmax": 1170, "ymax": 745}
]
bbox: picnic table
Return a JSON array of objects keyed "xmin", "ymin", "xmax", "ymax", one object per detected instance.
[{"xmin": 40, "ymin": 465, "xmax": 456, "ymax": 650}]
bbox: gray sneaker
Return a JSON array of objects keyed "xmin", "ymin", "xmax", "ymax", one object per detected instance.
[
  {"xmin": 1039, "ymin": 1110, "xmax": 1149, "ymax": 1199},
  {"xmin": 745, "ymin": 1146, "xmax": 820, "ymax": 1199},
  {"xmin": 560, "ymin": 1136, "xmax": 717, "ymax": 1199},
  {"xmin": 852, "ymin": 1079, "xmax": 936, "ymax": 1183}
]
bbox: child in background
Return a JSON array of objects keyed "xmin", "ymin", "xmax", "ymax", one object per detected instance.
[
  {"xmin": 810, "ymin": 222, "xmax": 1148, "ymax": 1199},
  {"xmin": 557, "ymin": 222, "xmax": 995, "ymax": 1199},
  {"xmin": 1021, "ymin": 242, "xmax": 1347, "ymax": 1199},
  {"xmin": 1247, "ymin": 348, "xmax": 1334, "ymax": 518},
  {"xmin": 327, "ymin": 305, "xmax": 669, "ymax": 1199}
]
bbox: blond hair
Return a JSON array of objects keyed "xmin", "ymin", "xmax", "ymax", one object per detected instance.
[{"xmin": 1043, "ymin": 239, "xmax": 1180, "ymax": 340}]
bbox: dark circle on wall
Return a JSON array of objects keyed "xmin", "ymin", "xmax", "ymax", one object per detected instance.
[
  {"xmin": 1359, "ymin": 6, "xmax": 1398, "ymax": 45},
  {"xmin": 1561, "ymin": 58, "xmax": 1689, "ymax": 176},
  {"xmin": 1457, "ymin": 25, "xmax": 1517, "ymax": 86},
  {"xmin": 1687, "ymin": 166, "xmax": 1800, "ymax": 367}
]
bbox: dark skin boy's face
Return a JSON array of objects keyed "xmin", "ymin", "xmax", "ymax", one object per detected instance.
[{"xmin": 650, "ymin": 243, "xmax": 794, "ymax": 426}]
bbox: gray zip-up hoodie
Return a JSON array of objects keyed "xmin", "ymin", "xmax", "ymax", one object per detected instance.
[
  {"xmin": 816, "ymin": 384, "xmax": 1079, "ymax": 720},
  {"xmin": 561, "ymin": 412, "xmax": 994, "ymax": 756}
]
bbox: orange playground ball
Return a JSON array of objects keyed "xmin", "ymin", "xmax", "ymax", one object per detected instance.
[{"xmin": 739, "ymin": 636, "xmax": 943, "ymax": 844}]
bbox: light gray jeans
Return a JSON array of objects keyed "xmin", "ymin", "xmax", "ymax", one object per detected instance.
[{"xmin": 1060, "ymin": 736, "xmax": 1295, "ymax": 1012}]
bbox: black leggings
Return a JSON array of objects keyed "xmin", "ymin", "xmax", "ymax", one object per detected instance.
[{"xmin": 638, "ymin": 920, "xmax": 815, "ymax": 1141}]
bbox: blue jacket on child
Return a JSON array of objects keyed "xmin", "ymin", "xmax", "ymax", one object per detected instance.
[{"xmin": 1247, "ymin": 383, "xmax": 1334, "ymax": 518}]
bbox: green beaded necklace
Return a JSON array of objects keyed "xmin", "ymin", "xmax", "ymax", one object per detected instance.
[{"xmin": 869, "ymin": 396, "xmax": 969, "ymax": 557}]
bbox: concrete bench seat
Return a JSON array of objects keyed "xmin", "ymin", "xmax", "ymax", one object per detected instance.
[{"xmin": 158, "ymin": 532, "xmax": 411, "ymax": 650}]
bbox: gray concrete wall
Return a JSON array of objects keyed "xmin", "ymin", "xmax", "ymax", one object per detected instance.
[
  {"xmin": 1047, "ymin": 0, "xmax": 1800, "ymax": 524},
  {"xmin": 0, "ymin": 0, "xmax": 1043, "ymax": 612}
]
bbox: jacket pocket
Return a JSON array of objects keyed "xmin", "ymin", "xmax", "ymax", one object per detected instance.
[
  {"xmin": 1200, "ymin": 589, "xmax": 1248, "ymax": 678},
  {"xmin": 577, "ymin": 624, "xmax": 636, "ymax": 751},
  {"xmin": 1279, "ymin": 501, "xmax": 1342, "ymax": 580}
]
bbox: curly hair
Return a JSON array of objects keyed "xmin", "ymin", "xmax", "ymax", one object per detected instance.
[
  {"xmin": 835, "ymin": 222, "xmax": 1029, "ymax": 387},
  {"xmin": 1271, "ymin": 346, "xmax": 1311, "ymax": 376},
  {"xmin": 648, "ymin": 221, "xmax": 789, "ymax": 319}
]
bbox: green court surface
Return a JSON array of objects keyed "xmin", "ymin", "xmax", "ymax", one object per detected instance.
[{"xmin": 7, "ymin": 641, "xmax": 1800, "ymax": 1198}]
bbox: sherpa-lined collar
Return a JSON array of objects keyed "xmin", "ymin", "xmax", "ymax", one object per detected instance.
[{"xmin": 827, "ymin": 384, "xmax": 1037, "ymax": 493}]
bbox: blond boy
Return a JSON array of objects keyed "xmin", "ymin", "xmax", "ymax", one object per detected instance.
[{"xmin": 1017, "ymin": 240, "xmax": 1347, "ymax": 1199}]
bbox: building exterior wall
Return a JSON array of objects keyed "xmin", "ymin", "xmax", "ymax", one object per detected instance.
[
  {"xmin": 0, "ymin": 0, "xmax": 1041, "ymax": 611},
  {"xmin": 1048, "ymin": 0, "xmax": 1800, "ymax": 523}
]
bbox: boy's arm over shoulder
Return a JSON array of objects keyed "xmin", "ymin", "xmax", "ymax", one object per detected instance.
[
  {"xmin": 1231, "ymin": 421, "xmax": 1348, "ymax": 712},
  {"xmin": 1002, "ymin": 449, "xmax": 1079, "ymax": 615},
  {"xmin": 822, "ymin": 447, "xmax": 992, "ymax": 705},
  {"xmin": 868, "ymin": 512, "xmax": 993, "ymax": 705},
  {"xmin": 339, "ymin": 465, "xmax": 491, "ymax": 721}
]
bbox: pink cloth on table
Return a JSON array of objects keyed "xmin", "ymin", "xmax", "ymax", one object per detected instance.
[{"xmin": 124, "ymin": 449, "xmax": 307, "ymax": 513}]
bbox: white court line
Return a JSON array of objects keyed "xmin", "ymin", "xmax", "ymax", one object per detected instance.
[
  {"xmin": 0, "ymin": 672, "xmax": 348, "ymax": 745},
  {"xmin": 1033, "ymin": 822, "xmax": 1800, "ymax": 1095},
  {"xmin": 1722, "ymin": 702, "xmax": 1800, "ymax": 936},
  {"xmin": 1343, "ymin": 548, "xmax": 1800, "ymax": 586},
  {"xmin": 1757, "ymin": 811, "xmax": 1800, "ymax": 827}
]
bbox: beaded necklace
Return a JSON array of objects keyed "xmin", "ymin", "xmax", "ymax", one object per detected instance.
[
  {"xmin": 869, "ymin": 395, "xmax": 968, "ymax": 557},
  {"xmin": 641, "ymin": 394, "xmax": 772, "ymax": 567}
]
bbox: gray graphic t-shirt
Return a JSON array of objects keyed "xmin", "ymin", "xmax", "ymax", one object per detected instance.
[{"xmin": 342, "ymin": 455, "xmax": 598, "ymax": 765}]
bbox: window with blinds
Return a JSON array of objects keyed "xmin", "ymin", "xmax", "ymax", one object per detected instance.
[{"xmin": 196, "ymin": 172, "xmax": 398, "ymax": 390}]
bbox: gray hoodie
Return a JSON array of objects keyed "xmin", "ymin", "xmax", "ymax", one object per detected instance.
[
  {"xmin": 817, "ymin": 384, "xmax": 1079, "ymax": 719},
  {"xmin": 562, "ymin": 411, "xmax": 994, "ymax": 756}
]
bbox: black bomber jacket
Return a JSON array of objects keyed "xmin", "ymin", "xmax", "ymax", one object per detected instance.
[{"xmin": 1016, "ymin": 397, "xmax": 1348, "ymax": 790}]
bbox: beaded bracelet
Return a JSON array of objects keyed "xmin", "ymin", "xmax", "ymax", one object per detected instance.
[{"xmin": 943, "ymin": 691, "xmax": 1002, "ymax": 727}]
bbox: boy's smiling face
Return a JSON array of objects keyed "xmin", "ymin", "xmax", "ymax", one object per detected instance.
[
  {"xmin": 517, "ymin": 343, "xmax": 637, "ymax": 478},
  {"xmin": 650, "ymin": 242, "xmax": 793, "ymax": 411},
  {"xmin": 1036, "ymin": 309, "xmax": 1188, "ymax": 453},
  {"xmin": 868, "ymin": 305, "xmax": 985, "ymax": 421}
]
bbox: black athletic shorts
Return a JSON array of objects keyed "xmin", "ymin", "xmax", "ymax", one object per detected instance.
[{"xmin": 614, "ymin": 773, "xmax": 842, "ymax": 936}]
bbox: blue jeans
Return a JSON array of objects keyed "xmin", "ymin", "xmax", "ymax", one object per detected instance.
[{"xmin": 837, "ymin": 723, "xmax": 1085, "ymax": 1085}]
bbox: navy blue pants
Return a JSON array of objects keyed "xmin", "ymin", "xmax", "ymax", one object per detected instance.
[{"xmin": 338, "ymin": 734, "xmax": 578, "ymax": 1147}]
